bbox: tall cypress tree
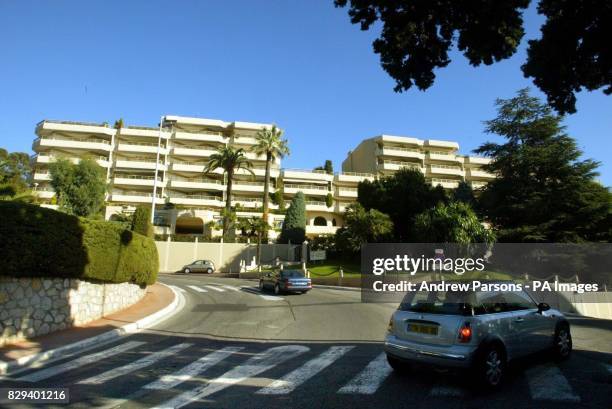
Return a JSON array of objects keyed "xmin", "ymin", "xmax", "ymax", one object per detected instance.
[{"xmin": 279, "ymin": 191, "xmax": 306, "ymax": 244}]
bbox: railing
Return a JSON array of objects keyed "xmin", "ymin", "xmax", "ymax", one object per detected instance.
[
  {"xmin": 172, "ymin": 159, "xmax": 207, "ymax": 166},
  {"xmin": 233, "ymin": 197, "xmax": 262, "ymax": 203},
  {"xmin": 39, "ymin": 136, "xmax": 111, "ymax": 144},
  {"xmin": 284, "ymin": 183, "xmax": 329, "ymax": 191},
  {"xmin": 113, "ymin": 191, "xmax": 162, "ymax": 198},
  {"xmin": 382, "ymin": 160, "xmax": 421, "ymax": 168},
  {"xmin": 234, "ymin": 181, "xmax": 265, "ymax": 186},
  {"xmin": 114, "ymin": 175, "xmax": 162, "ymax": 181},
  {"xmin": 306, "ymin": 201, "xmax": 327, "ymax": 206},
  {"xmin": 116, "ymin": 157, "xmax": 164, "ymax": 164},
  {"xmin": 172, "ymin": 144, "xmax": 216, "ymax": 151},
  {"xmin": 170, "ymin": 193, "xmax": 222, "ymax": 201},
  {"xmin": 175, "ymin": 128, "xmax": 224, "ymax": 136},
  {"xmin": 37, "ymin": 153, "xmax": 109, "ymax": 162},
  {"xmin": 428, "ymin": 150, "xmax": 456, "ymax": 156},
  {"xmin": 430, "ymin": 178, "xmax": 460, "ymax": 184},
  {"xmin": 340, "ymin": 172, "xmax": 375, "ymax": 178},
  {"xmin": 337, "ymin": 187, "xmax": 358, "ymax": 192},
  {"xmin": 283, "ymin": 168, "xmax": 329, "ymax": 175},
  {"xmin": 37, "ymin": 119, "xmax": 110, "ymax": 128},
  {"xmin": 429, "ymin": 164, "xmax": 462, "ymax": 170},
  {"xmin": 118, "ymin": 141, "xmax": 161, "ymax": 147},
  {"xmin": 382, "ymin": 146, "xmax": 421, "ymax": 153},
  {"xmin": 168, "ymin": 175, "xmax": 222, "ymax": 184},
  {"xmin": 125, "ymin": 125, "xmax": 163, "ymax": 131}
]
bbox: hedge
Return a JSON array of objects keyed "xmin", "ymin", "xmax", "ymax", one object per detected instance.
[
  {"xmin": 0, "ymin": 202, "xmax": 158, "ymax": 286},
  {"xmin": 131, "ymin": 205, "xmax": 153, "ymax": 237}
]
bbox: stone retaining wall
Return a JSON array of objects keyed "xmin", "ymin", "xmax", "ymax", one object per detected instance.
[{"xmin": 0, "ymin": 277, "xmax": 146, "ymax": 347}]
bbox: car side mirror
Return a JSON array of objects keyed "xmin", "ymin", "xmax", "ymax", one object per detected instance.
[{"xmin": 537, "ymin": 302, "xmax": 550, "ymax": 313}]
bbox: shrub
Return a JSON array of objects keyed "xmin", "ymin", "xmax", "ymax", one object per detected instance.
[
  {"xmin": 278, "ymin": 191, "xmax": 306, "ymax": 244},
  {"xmin": 0, "ymin": 202, "xmax": 158, "ymax": 286},
  {"xmin": 131, "ymin": 205, "xmax": 153, "ymax": 237}
]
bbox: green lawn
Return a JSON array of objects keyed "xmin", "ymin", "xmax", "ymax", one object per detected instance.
[{"xmin": 307, "ymin": 261, "xmax": 361, "ymax": 277}]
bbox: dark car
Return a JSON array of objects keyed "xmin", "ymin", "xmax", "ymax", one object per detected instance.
[
  {"xmin": 181, "ymin": 260, "xmax": 215, "ymax": 274},
  {"xmin": 259, "ymin": 269, "xmax": 312, "ymax": 295}
]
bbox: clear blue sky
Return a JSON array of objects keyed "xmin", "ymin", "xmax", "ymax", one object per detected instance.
[{"xmin": 1, "ymin": 0, "xmax": 610, "ymax": 185}]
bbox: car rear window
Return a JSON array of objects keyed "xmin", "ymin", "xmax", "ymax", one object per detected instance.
[
  {"xmin": 398, "ymin": 291, "xmax": 476, "ymax": 316},
  {"xmin": 281, "ymin": 270, "xmax": 305, "ymax": 278}
]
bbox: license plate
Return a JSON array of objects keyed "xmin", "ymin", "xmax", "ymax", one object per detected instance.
[{"xmin": 407, "ymin": 323, "xmax": 439, "ymax": 335}]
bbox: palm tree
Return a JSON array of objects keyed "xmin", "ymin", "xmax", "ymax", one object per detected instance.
[
  {"xmin": 204, "ymin": 146, "xmax": 253, "ymax": 239},
  {"xmin": 251, "ymin": 125, "xmax": 290, "ymax": 239}
]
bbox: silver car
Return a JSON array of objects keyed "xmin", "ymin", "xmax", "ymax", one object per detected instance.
[
  {"xmin": 181, "ymin": 260, "xmax": 215, "ymax": 274},
  {"xmin": 384, "ymin": 284, "xmax": 571, "ymax": 388}
]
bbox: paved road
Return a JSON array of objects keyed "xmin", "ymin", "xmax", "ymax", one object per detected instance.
[{"xmin": 2, "ymin": 274, "xmax": 611, "ymax": 409}]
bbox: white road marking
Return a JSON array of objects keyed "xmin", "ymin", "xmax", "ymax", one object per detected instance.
[
  {"xmin": 220, "ymin": 285, "xmax": 241, "ymax": 291},
  {"xmin": 78, "ymin": 343, "xmax": 192, "ymax": 385},
  {"xmin": 152, "ymin": 345, "xmax": 309, "ymax": 409},
  {"xmin": 429, "ymin": 385, "xmax": 466, "ymax": 397},
  {"xmin": 204, "ymin": 285, "xmax": 225, "ymax": 292},
  {"xmin": 337, "ymin": 352, "xmax": 392, "ymax": 394},
  {"xmin": 144, "ymin": 346, "xmax": 244, "ymax": 390},
  {"xmin": 526, "ymin": 365, "xmax": 580, "ymax": 402},
  {"xmin": 186, "ymin": 285, "xmax": 208, "ymax": 293},
  {"xmin": 169, "ymin": 285, "xmax": 186, "ymax": 293},
  {"xmin": 17, "ymin": 341, "xmax": 146, "ymax": 382},
  {"xmin": 257, "ymin": 345, "xmax": 354, "ymax": 395},
  {"xmin": 259, "ymin": 294, "xmax": 283, "ymax": 301}
]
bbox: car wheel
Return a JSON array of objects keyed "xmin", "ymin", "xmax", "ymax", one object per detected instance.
[
  {"xmin": 387, "ymin": 355, "xmax": 409, "ymax": 374},
  {"xmin": 476, "ymin": 344, "xmax": 506, "ymax": 389},
  {"xmin": 274, "ymin": 284, "xmax": 281, "ymax": 295},
  {"xmin": 259, "ymin": 280, "xmax": 265, "ymax": 291},
  {"xmin": 206, "ymin": 268, "xmax": 213, "ymax": 274},
  {"xmin": 553, "ymin": 325, "xmax": 572, "ymax": 361},
  {"xmin": 183, "ymin": 268, "xmax": 190, "ymax": 274}
]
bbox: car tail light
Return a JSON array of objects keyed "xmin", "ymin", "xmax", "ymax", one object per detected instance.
[
  {"xmin": 387, "ymin": 317, "xmax": 394, "ymax": 333},
  {"xmin": 458, "ymin": 322, "xmax": 472, "ymax": 343}
]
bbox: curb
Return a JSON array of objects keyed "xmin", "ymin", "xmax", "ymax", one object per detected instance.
[
  {"xmin": 314, "ymin": 284, "xmax": 361, "ymax": 292},
  {"xmin": 0, "ymin": 283, "xmax": 184, "ymax": 376}
]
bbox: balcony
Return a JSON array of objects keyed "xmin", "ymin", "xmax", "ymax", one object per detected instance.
[
  {"xmin": 284, "ymin": 183, "xmax": 329, "ymax": 196},
  {"xmin": 168, "ymin": 176, "xmax": 224, "ymax": 191},
  {"xmin": 335, "ymin": 202, "xmax": 350, "ymax": 213},
  {"xmin": 430, "ymin": 179, "xmax": 460, "ymax": 189},
  {"xmin": 235, "ymin": 166, "xmax": 280, "ymax": 178},
  {"xmin": 169, "ymin": 160, "xmax": 206, "ymax": 173},
  {"xmin": 117, "ymin": 141, "xmax": 169, "ymax": 155},
  {"xmin": 33, "ymin": 187, "xmax": 55, "ymax": 199},
  {"xmin": 113, "ymin": 175, "xmax": 165, "ymax": 187},
  {"xmin": 169, "ymin": 194, "xmax": 224, "ymax": 207},
  {"xmin": 335, "ymin": 172, "xmax": 375, "ymax": 184},
  {"xmin": 378, "ymin": 160, "xmax": 424, "ymax": 173},
  {"xmin": 33, "ymin": 171, "xmax": 51, "ymax": 181},
  {"xmin": 466, "ymin": 168, "xmax": 495, "ymax": 180},
  {"xmin": 336, "ymin": 187, "xmax": 358, "ymax": 198},
  {"xmin": 464, "ymin": 156, "xmax": 491, "ymax": 165},
  {"xmin": 118, "ymin": 126, "xmax": 171, "ymax": 139},
  {"xmin": 306, "ymin": 225, "xmax": 340, "ymax": 235},
  {"xmin": 427, "ymin": 164, "xmax": 464, "ymax": 177},
  {"xmin": 233, "ymin": 180, "xmax": 269, "ymax": 193},
  {"xmin": 34, "ymin": 136, "xmax": 112, "ymax": 152},
  {"xmin": 110, "ymin": 191, "xmax": 164, "ymax": 204},
  {"xmin": 232, "ymin": 197, "xmax": 265, "ymax": 209},
  {"xmin": 282, "ymin": 169, "xmax": 334, "ymax": 182},
  {"xmin": 174, "ymin": 130, "xmax": 225, "ymax": 144},
  {"xmin": 33, "ymin": 154, "xmax": 110, "ymax": 168},
  {"xmin": 171, "ymin": 145, "xmax": 218, "ymax": 158},
  {"xmin": 305, "ymin": 201, "xmax": 334, "ymax": 212},
  {"xmin": 424, "ymin": 139, "xmax": 459, "ymax": 150},
  {"xmin": 377, "ymin": 146, "xmax": 425, "ymax": 160},
  {"xmin": 115, "ymin": 158, "xmax": 167, "ymax": 171},
  {"xmin": 426, "ymin": 151, "xmax": 463, "ymax": 163},
  {"xmin": 470, "ymin": 181, "xmax": 488, "ymax": 190},
  {"xmin": 36, "ymin": 120, "xmax": 115, "ymax": 137}
]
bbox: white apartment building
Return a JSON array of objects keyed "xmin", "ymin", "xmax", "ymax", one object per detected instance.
[
  {"xmin": 31, "ymin": 119, "xmax": 494, "ymax": 240},
  {"xmin": 342, "ymin": 135, "xmax": 495, "ymax": 190}
]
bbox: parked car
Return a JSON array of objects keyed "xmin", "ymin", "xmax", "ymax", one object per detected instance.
[
  {"xmin": 259, "ymin": 269, "xmax": 312, "ymax": 294},
  {"xmin": 181, "ymin": 260, "xmax": 215, "ymax": 274},
  {"xmin": 384, "ymin": 283, "xmax": 571, "ymax": 388}
]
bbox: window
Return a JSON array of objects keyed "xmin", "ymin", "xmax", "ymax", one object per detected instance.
[
  {"xmin": 313, "ymin": 216, "xmax": 327, "ymax": 226},
  {"xmin": 501, "ymin": 291, "xmax": 537, "ymax": 311}
]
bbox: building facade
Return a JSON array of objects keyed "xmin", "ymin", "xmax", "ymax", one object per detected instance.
[{"xmin": 31, "ymin": 118, "xmax": 494, "ymax": 240}]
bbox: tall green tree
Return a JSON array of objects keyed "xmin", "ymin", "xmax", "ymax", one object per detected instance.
[
  {"xmin": 279, "ymin": 191, "xmax": 306, "ymax": 244},
  {"xmin": 358, "ymin": 168, "xmax": 447, "ymax": 241},
  {"xmin": 453, "ymin": 181, "xmax": 476, "ymax": 205},
  {"xmin": 475, "ymin": 88, "xmax": 612, "ymax": 242},
  {"xmin": 251, "ymin": 125, "xmax": 290, "ymax": 243},
  {"xmin": 204, "ymin": 146, "xmax": 253, "ymax": 240},
  {"xmin": 0, "ymin": 148, "xmax": 31, "ymax": 193},
  {"xmin": 414, "ymin": 201, "xmax": 495, "ymax": 243},
  {"xmin": 48, "ymin": 158, "xmax": 107, "ymax": 217},
  {"xmin": 335, "ymin": 203, "xmax": 393, "ymax": 253},
  {"xmin": 334, "ymin": 0, "xmax": 610, "ymax": 114}
]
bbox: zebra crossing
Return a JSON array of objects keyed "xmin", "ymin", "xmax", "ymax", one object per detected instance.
[
  {"xmin": 5, "ymin": 337, "xmax": 590, "ymax": 408},
  {"xmin": 170, "ymin": 283, "xmax": 284, "ymax": 301}
]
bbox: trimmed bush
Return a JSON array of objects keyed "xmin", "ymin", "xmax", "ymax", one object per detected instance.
[
  {"xmin": 278, "ymin": 191, "xmax": 306, "ymax": 244},
  {"xmin": 131, "ymin": 205, "xmax": 153, "ymax": 237},
  {"xmin": 0, "ymin": 202, "xmax": 158, "ymax": 286}
]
